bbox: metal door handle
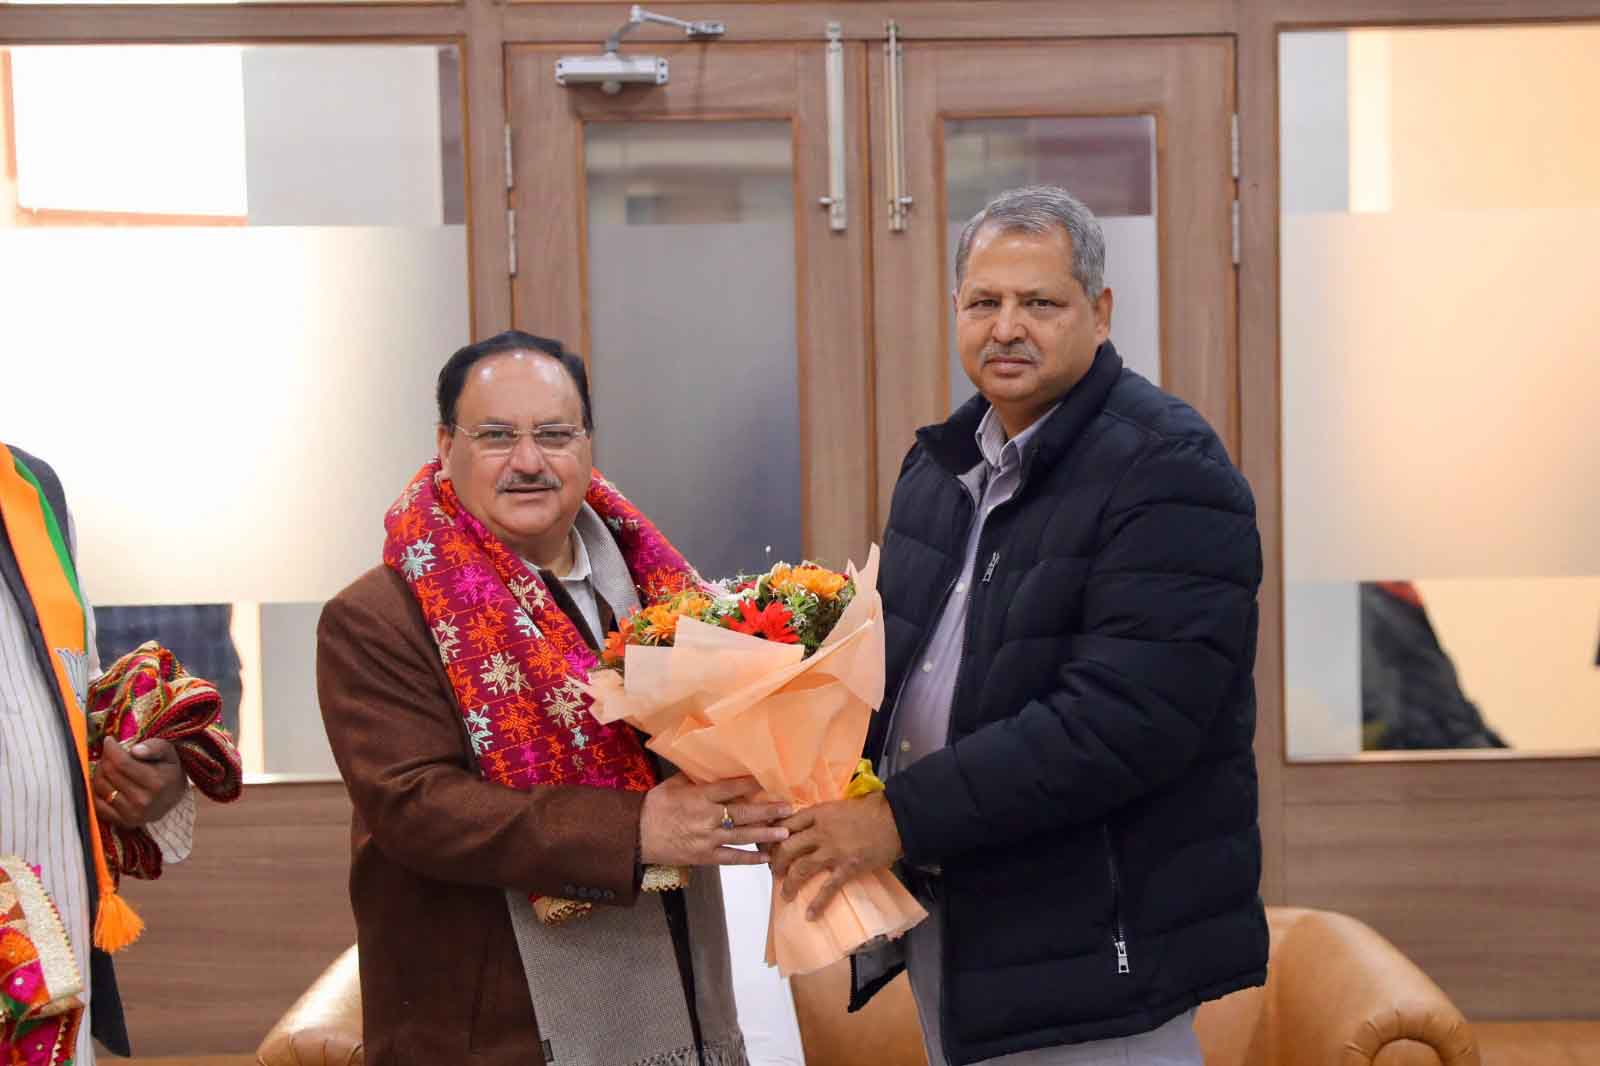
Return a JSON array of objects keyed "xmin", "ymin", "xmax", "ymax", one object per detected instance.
[
  {"xmin": 819, "ymin": 22, "xmax": 848, "ymax": 232},
  {"xmin": 884, "ymin": 21, "xmax": 913, "ymax": 233}
]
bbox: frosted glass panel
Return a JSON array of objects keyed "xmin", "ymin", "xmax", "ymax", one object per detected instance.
[
  {"xmin": 945, "ymin": 117, "xmax": 1160, "ymax": 411},
  {"xmin": 1280, "ymin": 26, "xmax": 1600, "ymax": 758},
  {"xmin": 1, "ymin": 44, "xmax": 469, "ymax": 777},
  {"xmin": 1283, "ymin": 210, "xmax": 1600, "ymax": 582},
  {"xmin": 10, "ymin": 47, "xmax": 248, "ymax": 215},
  {"xmin": 585, "ymin": 122, "xmax": 802, "ymax": 579},
  {"xmin": 7, "ymin": 45, "xmax": 462, "ymax": 225},
  {"xmin": 3, "ymin": 226, "xmax": 464, "ymax": 601}
]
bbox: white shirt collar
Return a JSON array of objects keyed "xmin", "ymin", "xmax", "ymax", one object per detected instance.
[
  {"xmin": 975, "ymin": 401, "xmax": 1062, "ymax": 472},
  {"xmin": 521, "ymin": 525, "xmax": 593, "ymax": 584},
  {"xmin": 560, "ymin": 525, "xmax": 593, "ymax": 585}
]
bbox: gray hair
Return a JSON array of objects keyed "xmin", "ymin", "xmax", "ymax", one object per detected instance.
[{"xmin": 953, "ymin": 185, "xmax": 1106, "ymax": 302}]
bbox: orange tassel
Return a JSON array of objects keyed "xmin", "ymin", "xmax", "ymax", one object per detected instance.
[{"xmin": 93, "ymin": 890, "xmax": 145, "ymax": 953}]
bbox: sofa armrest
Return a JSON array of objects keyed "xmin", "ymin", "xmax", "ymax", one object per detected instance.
[
  {"xmin": 1268, "ymin": 911, "xmax": 1479, "ymax": 1066},
  {"xmin": 255, "ymin": 945, "xmax": 364, "ymax": 1066}
]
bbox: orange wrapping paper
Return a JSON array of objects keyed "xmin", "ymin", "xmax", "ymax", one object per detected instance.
[{"xmin": 582, "ymin": 545, "xmax": 927, "ymax": 976}]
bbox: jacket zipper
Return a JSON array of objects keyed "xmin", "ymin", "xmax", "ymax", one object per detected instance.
[
  {"xmin": 936, "ymin": 504, "xmax": 997, "ymax": 1066},
  {"xmin": 1103, "ymin": 824, "xmax": 1131, "ymax": 975}
]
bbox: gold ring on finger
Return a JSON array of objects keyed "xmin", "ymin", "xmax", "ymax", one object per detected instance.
[
  {"xmin": 107, "ymin": 788, "xmax": 121, "ymax": 805},
  {"xmin": 720, "ymin": 805, "xmax": 735, "ymax": 830}
]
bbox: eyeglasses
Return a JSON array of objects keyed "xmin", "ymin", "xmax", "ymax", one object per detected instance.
[{"xmin": 453, "ymin": 423, "xmax": 589, "ymax": 456}]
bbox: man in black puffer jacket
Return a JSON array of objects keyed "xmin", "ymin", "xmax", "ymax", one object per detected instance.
[{"xmin": 773, "ymin": 186, "xmax": 1267, "ymax": 1065}]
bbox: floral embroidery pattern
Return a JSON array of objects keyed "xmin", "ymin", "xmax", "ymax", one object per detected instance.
[
  {"xmin": 381, "ymin": 461, "xmax": 697, "ymax": 797},
  {"xmin": 464, "ymin": 706, "xmax": 494, "ymax": 756},
  {"xmin": 1, "ymin": 857, "xmax": 84, "ymax": 1066},
  {"xmin": 398, "ymin": 536, "xmax": 437, "ymax": 580}
]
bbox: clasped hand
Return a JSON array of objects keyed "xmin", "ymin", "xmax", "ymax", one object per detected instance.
[
  {"xmin": 770, "ymin": 792, "xmax": 903, "ymax": 919},
  {"xmin": 639, "ymin": 775, "xmax": 793, "ymax": 867},
  {"xmin": 93, "ymin": 737, "xmax": 187, "ymax": 828}
]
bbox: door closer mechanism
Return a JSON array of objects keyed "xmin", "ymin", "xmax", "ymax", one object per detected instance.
[{"xmin": 555, "ymin": 5, "xmax": 728, "ymax": 93}]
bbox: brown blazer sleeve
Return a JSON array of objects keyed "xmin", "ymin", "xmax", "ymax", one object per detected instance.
[{"xmin": 316, "ymin": 566, "xmax": 645, "ymax": 904}]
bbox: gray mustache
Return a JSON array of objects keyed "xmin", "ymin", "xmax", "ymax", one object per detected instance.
[
  {"xmin": 498, "ymin": 475, "xmax": 562, "ymax": 492},
  {"xmin": 980, "ymin": 342, "xmax": 1042, "ymax": 365}
]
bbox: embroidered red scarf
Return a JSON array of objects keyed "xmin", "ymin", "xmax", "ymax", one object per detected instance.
[
  {"xmin": 85, "ymin": 642, "xmax": 244, "ymax": 885},
  {"xmin": 382, "ymin": 461, "xmax": 696, "ymax": 921}
]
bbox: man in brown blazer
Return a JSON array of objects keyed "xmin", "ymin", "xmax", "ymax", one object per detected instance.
[{"xmin": 317, "ymin": 331, "xmax": 789, "ymax": 1066}]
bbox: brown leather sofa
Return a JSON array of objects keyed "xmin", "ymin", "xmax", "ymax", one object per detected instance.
[{"xmin": 256, "ymin": 907, "xmax": 1480, "ymax": 1066}]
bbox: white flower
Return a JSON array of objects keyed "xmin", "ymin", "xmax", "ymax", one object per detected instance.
[
  {"xmin": 433, "ymin": 618, "xmax": 462, "ymax": 664},
  {"xmin": 399, "ymin": 537, "xmax": 437, "ymax": 580},
  {"xmin": 389, "ymin": 479, "xmax": 424, "ymax": 516},
  {"xmin": 55, "ymin": 648, "xmax": 91, "ymax": 708},
  {"xmin": 509, "ymin": 575, "xmax": 548, "ymax": 613},
  {"xmin": 464, "ymin": 705, "xmax": 494, "ymax": 756},
  {"xmin": 545, "ymin": 678, "xmax": 589, "ymax": 731},
  {"xmin": 480, "ymin": 652, "xmax": 527, "ymax": 697}
]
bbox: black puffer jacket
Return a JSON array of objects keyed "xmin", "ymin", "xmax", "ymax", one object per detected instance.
[{"xmin": 854, "ymin": 344, "xmax": 1267, "ymax": 1063}]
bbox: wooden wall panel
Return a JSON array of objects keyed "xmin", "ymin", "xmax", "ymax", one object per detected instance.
[
  {"xmin": 1284, "ymin": 792, "xmax": 1600, "ymax": 1019},
  {"xmin": 465, "ymin": 0, "xmax": 510, "ymax": 337},
  {"xmin": 0, "ymin": 6, "xmax": 463, "ymax": 43},
  {"xmin": 115, "ymin": 782, "xmax": 355, "ymax": 1057},
  {"xmin": 1282, "ymin": 758, "xmax": 1600, "ymax": 1019},
  {"xmin": 499, "ymin": 1, "xmax": 1234, "ymax": 42},
  {"xmin": 1236, "ymin": 0, "xmax": 1286, "ymax": 909}
]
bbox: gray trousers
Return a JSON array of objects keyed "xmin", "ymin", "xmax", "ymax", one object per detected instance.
[{"xmin": 903, "ymin": 899, "xmax": 1203, "ymax": 1066}]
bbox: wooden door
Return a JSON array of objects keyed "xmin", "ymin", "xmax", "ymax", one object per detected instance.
[{"xmin": 505, "ymin": 41, "xmax": 875, "ymax": 573}]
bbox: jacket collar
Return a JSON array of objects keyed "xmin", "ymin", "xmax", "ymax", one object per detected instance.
[{"xmin": 916, "ymin": 341, "xmax": 1125, "ymax": 482}]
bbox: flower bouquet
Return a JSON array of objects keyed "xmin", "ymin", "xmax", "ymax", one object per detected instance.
[{"xmin": 582, "ymin": 546, "xmax": 927, "ymax": 977}]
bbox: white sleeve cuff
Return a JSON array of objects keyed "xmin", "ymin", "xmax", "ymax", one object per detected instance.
[{"xmin": 149, "ymin": 786, "xmax": 197, "ymax": 864}]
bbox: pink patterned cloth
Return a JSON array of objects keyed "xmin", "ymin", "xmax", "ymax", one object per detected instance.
[
  {"xmin": 1, "ymin": 857, "xmax": 84, "ymax": 1066},
  {"xmin": 84, "ymin": 643, "xmax": 243, "ymax": 886},
  {"xmin": 381, "ymin": 462, "xmax": 697, "ymax": 918}
]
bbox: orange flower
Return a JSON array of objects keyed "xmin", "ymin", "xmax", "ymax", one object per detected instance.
[
  {"xmin": 769, "ymin": 563, "xmax": 849, "ymax": 600},
  {"xmin": 639, "ymin": 604, "xmax": 683, "ymax": 644},
  {"xmin": 671, "ymin": 592, "xmax": 713, "ymax": 619},
  {"xmin": 600, "ymin": 626, "xmax": 629, "ymax": 667}
]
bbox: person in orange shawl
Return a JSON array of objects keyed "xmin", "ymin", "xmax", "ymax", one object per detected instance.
[
  {"xmin": 1, "ymin": 444, "xmax": 193, "ymax": 1064},
  {"xmin": 316, "ymin": 331, "xmax": 791, "ymax": 1066}
]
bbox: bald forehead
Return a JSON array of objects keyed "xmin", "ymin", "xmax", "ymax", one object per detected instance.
[
  {"xmin": 971, "ymin": 221, "xmax": 1075, "ymax": 264},
  {"xmin": 455, "ymin": 350, "xmax": 583, "ymax": 426}
]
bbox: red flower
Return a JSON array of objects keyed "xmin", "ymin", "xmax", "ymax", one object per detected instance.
[
  {"xmin": 726, "ymin": 600, "xmax": 800, "ymax": 643},
  {"xmin": 600, "ymin": 626, "xmax": 629, "ymax": 668}
]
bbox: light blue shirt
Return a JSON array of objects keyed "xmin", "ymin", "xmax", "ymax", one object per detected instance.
[{"xmin": 881, "ymin": 402, "xmax": 1059, "ymax": 779}]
